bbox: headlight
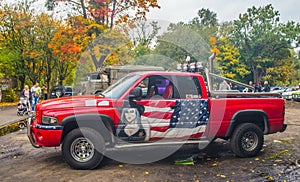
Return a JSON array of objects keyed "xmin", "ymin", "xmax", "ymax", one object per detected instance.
[{"xmin": 42, "ymin": 116, "xmax": 58, "ymax": 125}]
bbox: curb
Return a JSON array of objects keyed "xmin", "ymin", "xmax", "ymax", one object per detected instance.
[{"xmin": 0, "ymin": 118, "xmax": 28, "ymax": 136}]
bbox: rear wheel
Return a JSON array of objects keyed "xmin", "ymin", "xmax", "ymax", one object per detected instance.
[
  {"xmin": 230, "ymin": 123, "xmax": 263, "ymax": 157},
  {"xmin": 62, "ymin": 127, "xmax": 105, "ymax": 170}
]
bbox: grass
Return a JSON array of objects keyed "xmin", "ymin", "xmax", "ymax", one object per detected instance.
[{"xmin": 0, "ymin": 120, "xmax": 27, "ymax": 136}]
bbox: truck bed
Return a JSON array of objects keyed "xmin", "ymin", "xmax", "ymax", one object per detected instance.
[{"xmin": 210, "ymin": 91, "xmax": 280, "ymax": 98}]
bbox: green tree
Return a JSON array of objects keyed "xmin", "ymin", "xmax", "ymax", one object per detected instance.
[
  {"xmin": 232, "ymin": 4, "xmax": 300, "ymax": 84},
  {"xmin": 130, "ymin": 21, "xmax": 160, "ymax": 65},
  {"xmin": 154, "ymin": 8, "xmax": 218, "ymax": 69}
]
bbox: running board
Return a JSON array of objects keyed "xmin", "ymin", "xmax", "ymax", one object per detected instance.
[{"xmin": 108, "ymin": 140, "xmax": 210, "ymax": 150}]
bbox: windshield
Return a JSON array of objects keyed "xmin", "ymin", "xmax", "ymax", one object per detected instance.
[{"xmin": 102, "ymin": 74, "xmax": 141, "ymax": 99}]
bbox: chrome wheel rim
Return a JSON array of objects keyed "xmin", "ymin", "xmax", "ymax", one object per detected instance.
[
  {"xmin": 70, "ymin": 137, "xmax": 94, "ymax": 162},
  {"xmin": 241, "ymin": 131, "xmax": 258, "ymax": 151}
]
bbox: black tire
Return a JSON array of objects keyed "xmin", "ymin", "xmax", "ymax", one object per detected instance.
[
  {"xmin": 230, "ymin": 123, "xmax": 264, "ymax": 158},
  {"xmin": 62, "ymin": 127, "xmax": 105, "ymax": 170}
]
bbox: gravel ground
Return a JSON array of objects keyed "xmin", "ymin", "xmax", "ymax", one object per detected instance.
[{"xmin": 0, "ymin": 101, "xmax": 299, "ymax": 182}]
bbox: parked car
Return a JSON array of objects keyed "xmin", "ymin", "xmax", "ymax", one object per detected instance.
[
  {"xmin": 50, "ymin": 85, "xmax": 76, "ymax": 99},
  {"xmin": 270, "ymin": 86, "xmax": 286, "ymax": 95},
  {"xmin": 292, "ymin": 90, "xmax": 300, "ymax": 101},
  {"xmin": 282, "ymin": 87, "xmax": 299, "ymax": 100},
  {"xmin": 64, "ymin": 86, "xmax": 77, "ymax": 96}
]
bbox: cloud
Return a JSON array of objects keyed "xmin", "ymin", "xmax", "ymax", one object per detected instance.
[{"xmin": 147, "ymin": 0, "xmax": 300, "ymax": 23}]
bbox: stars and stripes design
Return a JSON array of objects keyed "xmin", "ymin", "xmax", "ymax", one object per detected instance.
[{"xmin": 140, "ymin": 99, "xmax": 209, "ymax": 140}]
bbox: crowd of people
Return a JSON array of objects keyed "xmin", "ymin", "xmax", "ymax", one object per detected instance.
[
  {"xmin": 218, "ymin": 80, "xmax": 271, "ymax": 93},
  {"xmin": 20, "ymin": 82, "xmax": 48, "ymax": 112}
]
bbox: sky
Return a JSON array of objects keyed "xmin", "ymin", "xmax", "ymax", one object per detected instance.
[{"xmin": 147, "ymin": 0, "xmax": 300, "ymax": 24}]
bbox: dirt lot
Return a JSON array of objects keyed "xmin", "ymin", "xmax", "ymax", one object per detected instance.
[{"xmin": 0, "ymin": 101, "xmax": 299, "ymax": 182}]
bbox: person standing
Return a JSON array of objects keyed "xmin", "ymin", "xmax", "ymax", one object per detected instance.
[
  {"xmin": 255, "ymin": 81, "xmax": 262, "ymax": 92},
  {"xmin": 31, "ymin": 82, "xmax": 41, "ymax": 111},
  {"xmin": 42, "ymin": 85, "xmax": 48, "ymax": 100},
  {"xmin": 263, "ymin": 81, "xmax": 270, "ymax": 92},
  {"xmin": 219, "ymin": 80, "xmax": 231, "ymax": 90}
]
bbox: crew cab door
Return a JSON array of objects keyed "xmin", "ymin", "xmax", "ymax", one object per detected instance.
[{"xmin": 116, "ymin": 74, "xmax": 209, "ymax": 141}]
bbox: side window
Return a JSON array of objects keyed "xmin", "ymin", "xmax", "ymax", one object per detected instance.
[
  {"xmin": 141, "ymin": 76, "xmax": 173, "ymax": 99},
  {"xmin": 173, "ymin": 76, "xmax": 202, "ymax": 99}
]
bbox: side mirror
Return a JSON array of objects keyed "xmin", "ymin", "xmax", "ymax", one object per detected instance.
[{"xmin": 129, "ymin": 87, "xmax": 142, "ymax": 100}]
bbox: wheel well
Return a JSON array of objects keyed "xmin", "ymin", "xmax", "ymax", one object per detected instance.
[
  {"xmin": 60, "ymin": 115, "xmax": 115, "ymax": 144},
  {"xmin": 226, "ymin": 111, "xmax": 269, "ymax": 138}
]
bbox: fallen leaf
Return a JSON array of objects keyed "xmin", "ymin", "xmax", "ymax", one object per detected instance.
[
  {"xmin": 266, "ymin": 176, "xmax": 273, "ymax": 180},
  {"xmin": 211, "ymin": 163, "xmax": 218, "ymax": 167},
  {"xmin": 144, "ymin": 171, "xmax": 149, "ymax": 175},
  {"xmin": 118, "ymin": 164, "xmax": 123, "ymax": 168}
]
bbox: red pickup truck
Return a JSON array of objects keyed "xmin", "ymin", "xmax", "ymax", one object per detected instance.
[{"xmin": 27, "ymin": 71, "xmax": 286, "ymax": 169}]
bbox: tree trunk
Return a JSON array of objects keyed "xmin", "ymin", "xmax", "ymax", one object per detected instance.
[
  {"xmin": 110, "ymin": 0, "xmax": 117, "ymax": 29},
  {"xmin": 80, "ymin": 0, "xmax": 87, "ymax": 19},
  {"xmin": 252, "ymin": 66, "xmax": 259, "ymax": 83}
]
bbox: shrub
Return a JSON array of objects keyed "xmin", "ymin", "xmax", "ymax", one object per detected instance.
[{"xmin": 2, "ymin": 88, "xmax": 18, "ymax": 102}]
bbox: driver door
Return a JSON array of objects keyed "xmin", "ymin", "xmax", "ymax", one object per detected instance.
[{"xmin": 136, "ymin": 75, "xmax": 209, "ymax": 141}]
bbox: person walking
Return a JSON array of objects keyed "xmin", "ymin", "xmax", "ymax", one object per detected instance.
[
  {"xmin": 31, "ymin": 82, "xmax": 41, "ymax": 111},
  {"xmin": 21, "ymin": 85, "xmax": 32, "ymax": 111}
]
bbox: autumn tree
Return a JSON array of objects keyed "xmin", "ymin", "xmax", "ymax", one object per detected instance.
[
  {"xmin": 213, "ymin": 37, "xmax": 250, "ymax": 81},
  {"xmin": 84, "ymin": 26, "xmax": 134, "ymax": 70},
  {"xmin": 0, "ymin": 1, "xmax": 37, "ymax": 88},
  {"xmin": 33, "ymin": 13, "xmax": 60, "ymax": 91},
  {"xmin": 45, "ymin": 0, "xmax": 160, "ymax": 29},
  {"xmin": 48, "ymin": 16, "xmax": 87, "ymax": 85}
]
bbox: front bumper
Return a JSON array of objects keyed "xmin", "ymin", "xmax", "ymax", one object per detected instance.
[
  {"xmin": 282, "ymin": 95, "xmax": 292, "ymax": 100},
  {"xmin": 292, "ymin": 94, "xmax": 300, "ymax": 101},
  {"xmin": 27, "ymin": 117, "xmax": 63, "ymax": 148}
]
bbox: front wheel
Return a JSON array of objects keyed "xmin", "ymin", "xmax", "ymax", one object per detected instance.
[
  {"xmin": 230, "ymin": 123, "xmax": 263, "ymax": 158},
  {"xmin": 62, "ymin": 127, "xmax": 105, "ymax": 170}
]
